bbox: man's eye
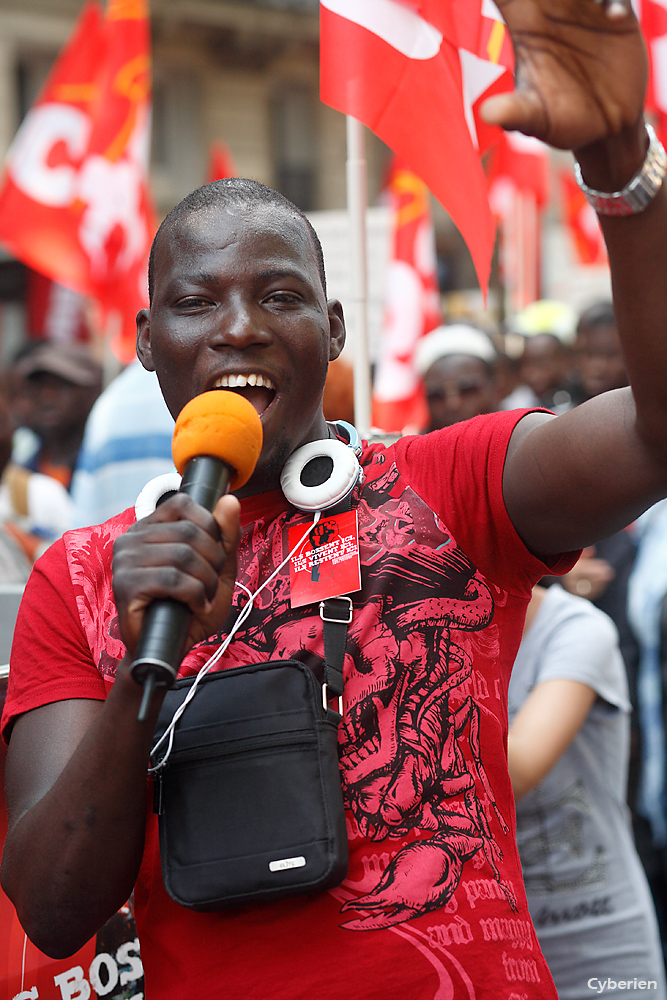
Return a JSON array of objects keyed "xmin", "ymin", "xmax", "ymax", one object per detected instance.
[
  {"xmin": 266, "ymin": 291, "xmax": 300, "ymax": 304},
  {"xmin": 177, "ymin": 296, "xmax": 213, "ymax": 309}
]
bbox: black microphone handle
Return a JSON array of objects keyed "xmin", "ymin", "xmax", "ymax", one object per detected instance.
[
  {"xmin": 130, "ymin": 455, "xmax": 233, "ymax": 708},
  {"xmin": 180, "ymin": 454, "xmax": 233, "ymax": 512}
]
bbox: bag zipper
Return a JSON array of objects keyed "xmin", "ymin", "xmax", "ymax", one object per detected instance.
[{"xmin": 152, "ymin": 729, "xmax": 318, "ymax": 815}]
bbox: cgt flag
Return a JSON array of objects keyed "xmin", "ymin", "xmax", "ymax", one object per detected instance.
[
  {"xmin": 0, "ymin": 0, "xmax": 155, "ymax": 362},
  {"xmin": 372, "ymin": 159, "xmax": 441, "ymax": 433},
  {"xmin": 320, "ymin": 0, "xmax": 514, "ymax": 295}
]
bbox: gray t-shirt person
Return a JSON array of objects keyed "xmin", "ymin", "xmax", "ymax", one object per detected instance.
[{"xmin": 509, "ymin": 584, "xmax": 666, "ymax": 999}]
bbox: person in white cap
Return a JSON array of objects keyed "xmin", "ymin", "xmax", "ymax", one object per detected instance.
[{"xmin": 414, "ymin": 324, "xmax": 500, "ymax": 431}]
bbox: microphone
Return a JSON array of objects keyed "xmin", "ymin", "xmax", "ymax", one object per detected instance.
[{"xmin": 130, "ymin": 390, "xmax": 263, "ymax": 721}]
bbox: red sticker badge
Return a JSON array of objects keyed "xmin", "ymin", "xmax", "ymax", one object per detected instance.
[{"xmin": 288, "ymin": 509, "xmax": 361, "ymax": 608}]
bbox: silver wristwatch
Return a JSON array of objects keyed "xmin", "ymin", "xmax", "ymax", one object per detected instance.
[{"xmin": 574, "ymin": 123, "xmax": 667, "ymax": 217}]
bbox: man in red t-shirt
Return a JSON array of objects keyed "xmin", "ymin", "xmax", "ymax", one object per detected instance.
[{"xmin": 3, "ymin": 3, "xmax": 667, "ymax": 998}]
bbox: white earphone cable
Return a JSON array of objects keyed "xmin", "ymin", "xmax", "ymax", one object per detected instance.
[{"xmin": 149, "ymin": 510, "xmax": 321, "ymax": 771}]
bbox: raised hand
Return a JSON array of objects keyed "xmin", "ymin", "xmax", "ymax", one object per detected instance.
[{"xmin": 482, "ymin": 0, "xmax": 647, "ymax": 151}]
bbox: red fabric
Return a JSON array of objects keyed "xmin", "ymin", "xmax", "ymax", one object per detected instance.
[
  {"xmin": 372, "ymin": 159, "xmax": 441, "ymax": 433},
  {"xmin": 641, "ymin": 0, "xmax": 667, "ymax": 116},
  {"xmin": 206, "ymin": 141, "xmax": 237, "ymax": 183},
  {"xmin": 488, "ymin": 131, "xmax": 550, "ymax": 208},
  {"xmin": 559, "ymin": 170, "xmax": 608, "ymax": 267},
  {"xmin": 319, "ymin": 1, "xmax": 513, "ymax": 294},
  {"xmin": 0, "ymin": 0, "xmax": 155, "ymax": 364},
  {"xmin": 4, "ymin": 410, "xmax": 576, "ymax": 999},
  {"xmin": 392, "ymin": 414, "xmax": 578, "ymax": 596},
  {"xmin": 639, "ymin": 1, "xmax": 667, "ymax": 147}
]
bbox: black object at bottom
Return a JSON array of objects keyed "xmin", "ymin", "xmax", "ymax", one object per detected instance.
[{"xmin": 151, "ymin": 659, "xmax": 348, "ymax": 911}]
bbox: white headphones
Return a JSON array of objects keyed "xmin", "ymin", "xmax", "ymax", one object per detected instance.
[
  {"xmin": 135, "ymin": 472, "xmax": 181, "ymax": 520},
  {"xmin": 135, "ymin": 422, "xmax": 363, "ymax": 518}
]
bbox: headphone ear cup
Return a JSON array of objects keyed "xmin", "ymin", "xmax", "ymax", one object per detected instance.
[
  {"xmin": 280, "ymin": 438, "xmax": 362, "ymax": 512},
  {"xmin": 135, "ymin": 473, "xmax": 182, "ymax": 520}
]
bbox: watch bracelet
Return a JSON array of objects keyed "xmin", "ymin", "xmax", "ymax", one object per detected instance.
[{"xmin": 573, "ymin": 123, "xmax": 666, "ymax": 217}]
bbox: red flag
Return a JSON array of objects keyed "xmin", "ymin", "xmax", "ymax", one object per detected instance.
[
  {"xmin": 486, "ymin": 129, "xmax": 549, "ymax": 308},
  {"xmin": 488, "ymin": 132, "xmax": 549, "ymax": 311},
  {"xmin": 207, "ymin": 141, "xmax": 237, "ymax": 183},
  {"xmin": 372, "ymin": 160, "xmax": 441, "ymax": 433},
  {"xmin": 639, "ymin": 0, "xmax": 667, "ymax": 146},
  {"xmin": 488, "ymin": 130, "xmax": 549, "ymax": 207},
  {"xmin": 0, "ymin": 0, "xmax": 155, "ymax": 363},
  {"xmin": 320, "ymin": 0, "xmax": 513, "ymax": 294},
  {"xmin": 559, "ymin": 170, "xmax": 608, "ymax": 267}
]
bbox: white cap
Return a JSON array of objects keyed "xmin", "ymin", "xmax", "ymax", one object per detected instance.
[{"xmin": 414, "ymin": 324, "xmax": 497, "ymax": 376}]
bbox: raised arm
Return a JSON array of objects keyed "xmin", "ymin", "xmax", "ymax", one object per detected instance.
[
  {"xmin": 483, "ymin": 0, "xmax": 667, "ymax": 555},
  {"xmin": 1, "ymin": 492, "xmax": 241, "ymax": 957}
]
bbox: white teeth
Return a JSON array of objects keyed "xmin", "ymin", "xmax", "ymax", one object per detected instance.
[{"xmin": 214, "ymin": 373, "xmax": 275, "ymax": 390}]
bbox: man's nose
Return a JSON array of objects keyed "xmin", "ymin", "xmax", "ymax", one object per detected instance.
[{"xmin": 214, "ymin": 298, "xmax": 271, "ymax": 348}]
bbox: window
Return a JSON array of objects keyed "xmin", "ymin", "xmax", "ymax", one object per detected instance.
[{"xmin": 272, "ymin": 83, "xmax": 317, "ymax": 211}]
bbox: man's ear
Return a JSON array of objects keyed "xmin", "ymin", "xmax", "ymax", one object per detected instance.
[
  {"xmin": 136, "ymin": 309, "xmax": 155, "ymax": 371},
  {"xmin": 327, "ymin": 299, "xmax": 346, "ymax": 362}
]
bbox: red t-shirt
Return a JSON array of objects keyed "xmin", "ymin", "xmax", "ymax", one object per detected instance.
[{"xmin": 4, "ymin": 411, "xmax": 577, "ymax": 1000}]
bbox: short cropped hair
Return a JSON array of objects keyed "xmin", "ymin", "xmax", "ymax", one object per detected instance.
[{"xmin": 148, "ymin": 178, "xmax": 327, "ymax": 303}]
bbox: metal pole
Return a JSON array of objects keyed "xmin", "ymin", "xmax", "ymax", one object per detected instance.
[{"xmin": 345, "ymin": 115, "xmax": 371, "ymax": 437}]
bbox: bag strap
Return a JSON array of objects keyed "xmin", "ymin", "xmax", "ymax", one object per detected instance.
[{"xmin": 319, "ymin": 596, "xmax": 352, "ymax": 713}]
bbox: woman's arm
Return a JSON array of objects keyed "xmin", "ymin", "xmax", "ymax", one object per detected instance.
[{"xmin": 508, "ymin": 677, "xmax": 597, "ymax": 801}]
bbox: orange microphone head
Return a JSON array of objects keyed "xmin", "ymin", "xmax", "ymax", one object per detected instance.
[{"xmin": 172, "ymin": 390, "xmax": 263, "ymax": 491}]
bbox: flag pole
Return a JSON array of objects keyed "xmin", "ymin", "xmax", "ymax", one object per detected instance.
[{"xmin": 346, "ymin": 115, "xmax": 371, "ymax": 437}]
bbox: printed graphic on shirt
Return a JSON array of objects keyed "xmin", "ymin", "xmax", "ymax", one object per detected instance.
[
  {"xmin": 66, "ymin": 455, "xmax": 518, "ymax": 940},
  {"xmin": 333, "ymin": 458, "xmax": 516, "ymax": 931},
  {"xmin": 518, "ymin": 779, "xmax": 608, "ymax": 896}
]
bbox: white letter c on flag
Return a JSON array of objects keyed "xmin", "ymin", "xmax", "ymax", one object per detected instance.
[{"xmin": 7, "ymin": 103, "xmax": 90, "ymax": 207}]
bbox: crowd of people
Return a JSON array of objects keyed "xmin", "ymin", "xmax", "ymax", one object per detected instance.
[{"xmin": 0, "ymin": 1, "xmax": 667, "ymax": 998}]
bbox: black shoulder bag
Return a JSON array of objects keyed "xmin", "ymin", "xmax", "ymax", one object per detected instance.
[{"xmin": 150, "ymin": 597, "xmax": 351, "ymax": 911}]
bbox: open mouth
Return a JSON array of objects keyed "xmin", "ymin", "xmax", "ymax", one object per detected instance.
[{"xmin": 212, "ymin": 373, "xmax": 276, "ymax": 416}]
